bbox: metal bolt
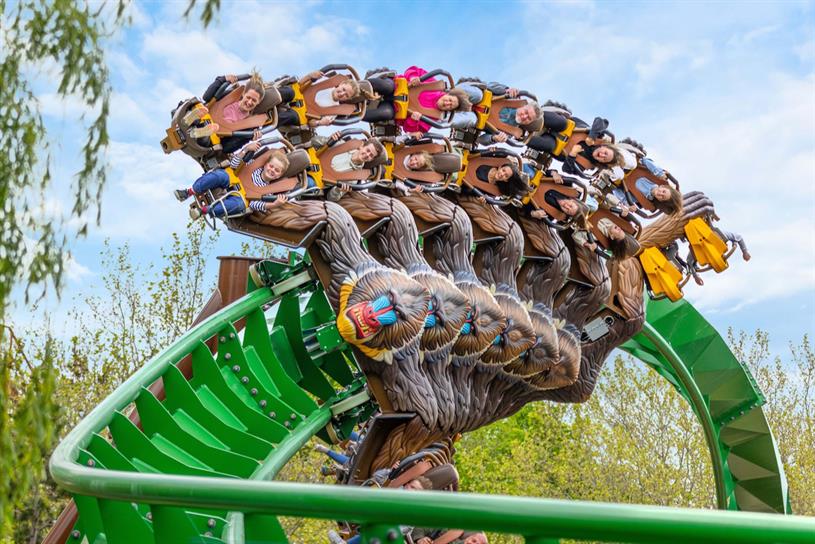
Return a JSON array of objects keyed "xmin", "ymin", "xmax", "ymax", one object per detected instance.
[
  {"xmin": 229, "ymin": 333, "xmax": 235, "ymax": 339},
  {"xmin": 87, "ymin": 459, "xmax": 95, "ymax": 467},
  {"xmin": 225, "ymin": 353, "xmax": 232, "ymax": 361},
  {"xmin": 232, "ymin": 365, "xmax": 240, "ymax": 372},
  {"xmin": 204, "ymin": 531, "xmax": 213, "ymax": 537},
  {"xmin": 219, "ymin": 336, "xmax": 226, "ymax": 343},
  {"xmin": 284, "ymin": 421, "xmax": 291, "ymax": 428},
  {"xmin": 259, "ymin": 400, "xmax": 267, "ymax": 408},
  {"xmin": 146, "ymin": 512, "xmax": 153, "ymax": 521},
  {"xmin": 71, "ymin": 530, "xmax": 80, "ymax": 539},
  {"xmin": 207, "ymin": 518, "xmax": 216, "ymax": 528},
  {"xmin": 370, "ymin": 539, "xmax": 381, "ymax": 544},
  {"xmin": 290, "ymin": 413, "xmax": 297, "ymax": 420},
  {"xmin": 241, "ymin": 376, "xmax": 249, "ymax": 385},
  {"xmin": 387, "ymin": 529, "xmax": 399, "ymax": 541},
  {"xmin": 250, "ymin": 388, "xmax": 258, "ymax": 396},
  {"xmin": 269, "ymin": 411, "xmax": 277, "ymax": 418}
]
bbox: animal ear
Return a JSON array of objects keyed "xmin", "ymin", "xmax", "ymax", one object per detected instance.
[
  {"xmin": 380, "ymin": 349, "xmax": 394, "ymax": 365},
  {"xmin": 525, "ymin": 300, "xmax": 534, "ymax": 311},
  {"xmin": 447, "ymin": 273, "xmax": 455, "ymax": 283},
  {"xmin": 489, "ymin": 283, "xmax": 497, "ymax": 294}
]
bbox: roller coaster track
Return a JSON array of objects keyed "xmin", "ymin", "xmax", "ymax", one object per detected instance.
[{"xmin": 47, "ymin": 258, "xmax": 812, "ymax": 543}]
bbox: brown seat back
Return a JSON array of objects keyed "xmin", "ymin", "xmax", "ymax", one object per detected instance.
[
  {"xmin": 463, "ymin": 156, "xmax": 517, "ymax": 197},
  {"xmin": 424, "ymin": 463, "xmax": 459, "ymax": 491},
  {"xmin": 408, "ymin": 79, "xmax": 447, "ymax": 118},
  {"xmin": 283, "ymin": 149, "xmax": 311, "ymax": 178},
  {"xmin": 589, "ymin": 209, "xmax": 637, "ymax": 249},
  {"xmin": 387, "ymin": 459, "xmax": 433, "ymax": 488},
  {"xmin": 302, "ymin": 74, "xmax": 361, "ymax": 117},
  {"xmin": 562, "ymin": 128, "xmax": 589, "ymax": 157},
  {"xmin": 530, "ymin": 182, "xmax": 580, "ymax": 222},
  {"xmin": 623, "ymin": 164, "xmax": 667, "ymax": 211},
  {"xmin": 392, "ymin": 142, "xmax": 446, "ymax": 183},
  {"xmin": 209, "ymin": 85, "xmax": 281, "ymax": 133},
  {"xmin": 238, "ymin": 149, "xmax": 301, "ymax": 199},
  {"xmin": 320, "ymin": 140, "xmax": 377, "ymax": 182},
  {"xmin": 486, "ymin": 98, "xmax": 528, "ymax": 138}
]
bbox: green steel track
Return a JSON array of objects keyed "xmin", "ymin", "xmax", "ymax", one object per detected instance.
[{"xmin": 49, "ymin": 259, "xmax": 810, "ymax": 543}]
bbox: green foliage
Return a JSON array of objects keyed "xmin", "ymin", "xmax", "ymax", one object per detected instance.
[
  {"xmin": 0, "ymin": 329, "xmax": 60, "ymax": 543},
  {"xmin": 6, "ymin": 221, "xmax": 217, "ymax": 541}
]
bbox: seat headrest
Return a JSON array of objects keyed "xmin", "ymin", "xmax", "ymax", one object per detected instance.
[
  {"xmin": 431, "ymin": 152, "xmax": 462, "ymax": 174},
  {"xmin": 253, "ymin": 85, "xmax": 282, "ymax": 114},
  {"xmin": 424, "ymin": 463, "xmax": 459, "ymax": 490},
  {"xmin": 284, "ymin": 149, "xmax": 310, "ymax": 177}
]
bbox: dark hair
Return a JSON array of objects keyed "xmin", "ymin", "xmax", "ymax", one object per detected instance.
[
  {"xmin": 652, "ymin": 186, "xmax": 682, "ymax": 215},
  {"xmin": 607, "ymin": 234, "xmax": 641, "ymax": 260},
  {"xmin": 362, "ymin": 138, "xmax": 388, "ymax": 169},
  {"xmin": 495, "ymin": 165, "xmax": 529, "ymax": 199},
  {"xmin": 621, "ymin": 137, "xmax": 647, "ymax": 155}
]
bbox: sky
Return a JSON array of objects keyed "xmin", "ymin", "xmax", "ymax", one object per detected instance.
[{"xmin": 10, "ymin": 0, "xmax": 815, "ymax": 359}]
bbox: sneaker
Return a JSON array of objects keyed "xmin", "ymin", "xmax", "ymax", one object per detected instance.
[
  {"xmin": 174, "ymin": 189, "xmax": 191, "ymax": 202},
  {"xmin": 742, "ymin": 250, "xmax": 751, "ymax": 262},
  {"xmin": 189, "ymin": 206, "xmax": 203, "ymax": 221},
  {"xmin": 181, "ymin": 106, "xmax": 208, "ymax": 126},
  {"xmin": 327, "ymin": 530, "xmax": 346, "ymax": 544},
  {"xmin": 189, "ymin": 123, "xmax": 219, "ymax": 139},
  {"xmin": 314, "ymin": 444, "xmax": 330, "ymax": 454}
]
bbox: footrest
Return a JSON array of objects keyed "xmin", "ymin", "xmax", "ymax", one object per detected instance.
[
  {"xmin": 685, "ymin": 217, "xmax": 729, "ymax": 273},
  {"xmin": 639, "ymin": 247, "xmax": 684, "ymax": 302}
]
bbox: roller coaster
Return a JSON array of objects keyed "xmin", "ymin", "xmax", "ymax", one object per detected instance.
[{"xmin": 46, "ymin": 64, "xmax": 814, "ymax": 543}]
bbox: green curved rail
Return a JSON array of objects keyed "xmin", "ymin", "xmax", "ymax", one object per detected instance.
[
  {"xmin": 49, "ymin": 260, "xmax": 807, "ymax": 543},
  {"xmin": 620, "ymin": 297, "xmax": 789, "ymax": 514}
]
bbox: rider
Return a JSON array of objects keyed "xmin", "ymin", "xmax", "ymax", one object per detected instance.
[
  {"xmin": 362, "ymin": 66, "xmax": 471, "ymax": 134},
  {"xmin": 174, "ymin": 139, "xmax": 291, "ymax": 219},
  {"xmin": 193, "ymin": 72, "xmax": 266, "ymax": 153}
]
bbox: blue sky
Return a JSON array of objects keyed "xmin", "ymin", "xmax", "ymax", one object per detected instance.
[{"xmin": 11, "ymin": 0, "xmax": 815, "ymax": 358}]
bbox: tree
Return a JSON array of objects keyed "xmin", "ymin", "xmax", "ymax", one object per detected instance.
[{"xmin": 7, "ymin": 220, "xmax": 218, "ymax": 542}]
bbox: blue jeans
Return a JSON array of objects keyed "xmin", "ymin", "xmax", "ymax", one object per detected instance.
[
  {"xmin": 324, "ymin": 449, "xmax": 350, "ymax": 465},
  {"xmin": 192, "ymin": 169, "xmax": 246, "ymax": 217}
]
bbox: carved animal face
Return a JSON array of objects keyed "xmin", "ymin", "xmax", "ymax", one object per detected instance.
[
  {"xmin": 452, "ymin": 281, "xmax": 506, "ymax": 357},
  {"xmin": 504, "ymin": 309, "xmax": 559, "ymax": 377},
  {"xmin": 337, "ymin": 269, "xmax": 430, "ymax": 362},
  {"xmin": 528, "ymin": 326, "xmax": 581, "ymax": 390},
  {"xmin": 413, "ymin": 272, "xmax": 470, "ymax": 353},
  {"xmin": 480, "ymin": 294, "xmax": 536, "ymax": 365}
]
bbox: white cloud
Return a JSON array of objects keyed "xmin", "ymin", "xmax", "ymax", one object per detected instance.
[
  {"xmin": 95, "ymin": 140, "xmax": 201, "ymax": 241},
  {"xmin": 65, "ymin": 255, "xmax": 94, "ymax": 282}
]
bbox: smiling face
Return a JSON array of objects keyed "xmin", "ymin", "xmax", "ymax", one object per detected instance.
[
  {"xmin": 332, "ymin": 81, "xmax": 355, "ymax": 102},
  {"xmin": 263, "ymin": 157, "xmax": 286, "ymax": 181},
  {"xmin": 407, "ymin": 153, "xmax": 428, "ymax": 170},
  {"xmin": 652, "ymin": 185, "xmax": 671, "ymax": 201},
  {"xmin": 436, "ymin": 93, "xmax": 460, "ymax": 111},
  {"xmin": 515, "ymin": 104, "xmax": 538, "ymax": 126},
  {"xmin": 559, "ymin": 198, "xmax": 579, "ymax": 215},
  {"xmin": 491, "ymin": 165, "xmax": 514, "ymax": 182},
  {"xmin": 592, "ymin": 145, "xmax": 614, "ymax": 163},
  {"xmin": 355, "ymin": 143, "xmax": 379, "ymax": 164},
  {"xmin": 238, "ymin": 89, "xmax": 262, "ymax": 113}
]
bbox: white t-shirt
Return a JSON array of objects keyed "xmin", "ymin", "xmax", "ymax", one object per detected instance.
[
  {"xmin": 315, "ymin": 88, "xmax": 339, "ymax": 108},
  {"xmin": 331, "ymin": 151, "xmax": 363, "ymax": 173}
]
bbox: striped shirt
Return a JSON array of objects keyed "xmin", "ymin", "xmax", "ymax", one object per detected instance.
[{"xmin": 228, "ymin": 153, "xmax": 271, "ymax": 212}]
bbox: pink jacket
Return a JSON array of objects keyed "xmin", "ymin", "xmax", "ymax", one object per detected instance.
[{"xmin": 397, "ymin": 66, "xmax": 445, "ymax": 134}]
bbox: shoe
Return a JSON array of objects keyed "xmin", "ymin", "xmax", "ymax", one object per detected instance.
[
  {"xmin": 181, "ymin": 106, "xmax": 208, "ymax": 126},
  {"xmin": 189, "ymin": 123, "xmax": 219, "ymax": 139},
  {"xmin": 314, "ymin": 444, "xmax": 330, "ymax": 454},
  {"xmin": 174, "ymin": 189, "xmax": 191, "ymax": 202},
  {"xmin": 189, "ymin": 206, "xmax": 203, "ymax": 221},
  {"xmin": 742, "ymin": 250, "xmax": 751, "ymax": 262},
  {"xmin": 327, "ymin": 530, "xmax": 346, "ymax": 544}
]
